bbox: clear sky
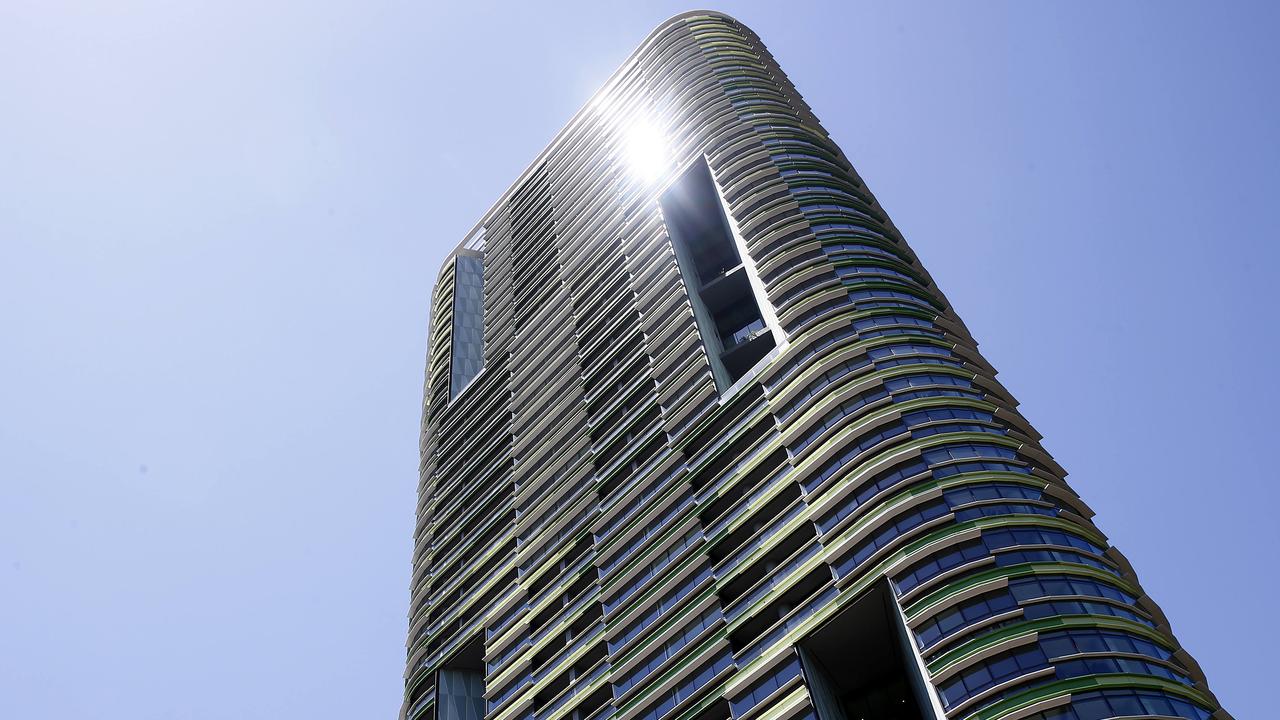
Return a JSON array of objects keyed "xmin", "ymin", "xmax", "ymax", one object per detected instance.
[{"xmin": 1, "ymin": 2, "xmax": 1275, "ymax": 718}]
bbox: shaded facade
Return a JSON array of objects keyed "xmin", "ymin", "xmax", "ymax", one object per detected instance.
[{"xmin": 404, "ymin": 12, "xmax": 1227, "ymax": 720}]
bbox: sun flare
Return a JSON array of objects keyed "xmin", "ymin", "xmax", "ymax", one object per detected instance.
[{"xmin": 620, "ymin": 117, "xmax": 671, "ymax": 184}]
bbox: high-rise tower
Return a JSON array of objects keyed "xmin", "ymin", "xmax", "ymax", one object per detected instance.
[{"xmin": 403, "ymin": 12, "xmax": 1227, "ymax": 720}]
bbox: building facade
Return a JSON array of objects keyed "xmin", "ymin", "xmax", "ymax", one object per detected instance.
[{"xmin": 404, "ymin": 12, "xmax": 1227, "ymax": 720}]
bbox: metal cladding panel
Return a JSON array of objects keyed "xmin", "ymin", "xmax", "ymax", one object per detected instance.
[{"xmin": 404, "ymin": 12, "xmax": 1227, "ymax": 720}]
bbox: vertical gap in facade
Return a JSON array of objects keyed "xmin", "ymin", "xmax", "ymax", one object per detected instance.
[
  {"xmin": 449, "ymin": 250, "xmax": 486, "ymax": 400},
  {"xmin": 438, "ymin": 637, "xmax": 485, "ymax": 720},
  {"xmin": 660, "ymin": 160, "xmax": 775, "ymax": 392},
  {"xmin": 797, "ymin": 581, "xmax": 939, "ymax": 720}
]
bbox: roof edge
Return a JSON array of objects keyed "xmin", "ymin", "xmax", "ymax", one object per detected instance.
[{"xmin": 432, "ymin": 9, "xmax": 748, "ymax": 273}]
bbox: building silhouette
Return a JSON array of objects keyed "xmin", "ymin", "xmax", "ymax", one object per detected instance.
[{"xmin": 403, "ymin": 12, "xmax": 1227, "ymax": 720}]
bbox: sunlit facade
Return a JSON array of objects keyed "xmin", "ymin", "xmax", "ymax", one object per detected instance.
[{"xmin": 403, "ymin": 12, "xmax": 1227, "ymax": 720}]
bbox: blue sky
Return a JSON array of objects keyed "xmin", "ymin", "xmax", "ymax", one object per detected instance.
[{"xmin": 1, "ymin": 2, "xmax": 1274, "ymax": 718}]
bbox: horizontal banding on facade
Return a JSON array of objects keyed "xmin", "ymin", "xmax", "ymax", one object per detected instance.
[{"xmin": 405, "ymin": 11, "xmax": 1227, "ymax": 720}]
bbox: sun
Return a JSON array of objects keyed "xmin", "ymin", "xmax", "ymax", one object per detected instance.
[{"xmin": 620, "ymin": 116, "xmax": 672, "ymax": 185}]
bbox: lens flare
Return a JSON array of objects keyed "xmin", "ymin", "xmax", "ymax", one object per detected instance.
[{"xmin": 621, "ymin": 118, "xmax": 671, "ymax": 184}]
